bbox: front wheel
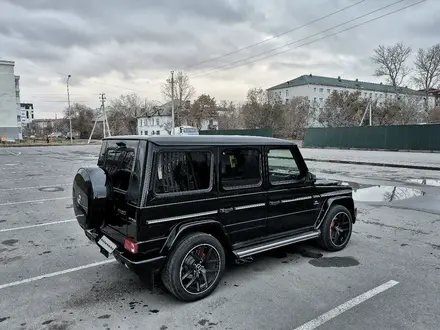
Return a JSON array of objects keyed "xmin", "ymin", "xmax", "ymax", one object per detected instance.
[
  {"xmin": 161, "ymin": 232, "xmax": 225, "ymax": 302},
  {"xmin": 317, "ymin": 204, "xmax": 353, "ymax": 251}
]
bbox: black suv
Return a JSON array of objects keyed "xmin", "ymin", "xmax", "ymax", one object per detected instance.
[{"xmin": 73, "ymin": 135, "xmax": 356, "ymax": 301}]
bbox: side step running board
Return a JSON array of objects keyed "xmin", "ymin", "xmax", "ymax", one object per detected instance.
[{"xmin": 233, "ymin": 231, "xmax": 321, "ymax": 258}]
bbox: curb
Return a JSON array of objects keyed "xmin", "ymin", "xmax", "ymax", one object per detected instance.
[
  {"xmin": 304, "ymin": 158, "xmax": 440, "ymax": 171},
  {"xmin": 0, "ymin": 142, "xmax": 101, "ymax": 148}
]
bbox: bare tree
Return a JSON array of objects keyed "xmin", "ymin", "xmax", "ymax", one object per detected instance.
[
  {"xmin": 217, "ymin": 100, "xmax": 242, "ymax": 129},
  {"xmin": 282, "ymin": 96, "xmax": 311, "ymax": 139},
  {"xmin": 428, "ymin": 106, "xmax": 440, "ymax": 123},
  {"xmin": 184, "ymin": 94, "xmax": 217, "ymax": 129},
  {"xmin": 241, "ymin": 88, "xmax": 285, "ymax": 135},
  {"xmin": 413, "ymin": 44, "xmax": 440, "ymax": 112},
  {"xmin": 107, "ymin": 93, "xmax": 144, "ymax": 135},
  {"xmin": 62, "ymin": 103, "xmax": 94, "ymax": 138},
  {"xmin": 371, "ymin": 42, "xmax": 412, "ymax": 88},
  {"xmin": 318, "ymin": 91, "xmax": 366, "ymax": 127},
  {"xmin": 161, "ymin": 71, "xmax": 196, "ymax": 125}
]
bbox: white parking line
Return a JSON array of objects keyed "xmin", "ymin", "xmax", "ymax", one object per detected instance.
[
  {"xmin": 0, "ymin": 196, "xmax": 70, "ymax": 206},
  {"xmin": 294, "ymin": 280, "xmax": 399, "ymax": 330},
  {"xmin": 0, "ymin": 219, "xmax": 76, "ymax": 233},
  {"xmin": 5, "ymin": 150, "xmax": 21, "ymax": 156},
  {"xmin": 0, "ymin": 183, "xmax": 71, "ymax": 191},
  {"xmin": 0, "ymin": 260, "xmax": 117, "ymax": 290}
]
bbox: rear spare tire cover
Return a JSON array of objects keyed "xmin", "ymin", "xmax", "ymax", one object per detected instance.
[{"xmin": 72, "ymin": 166, "xmax": 114, "ymax": 230}]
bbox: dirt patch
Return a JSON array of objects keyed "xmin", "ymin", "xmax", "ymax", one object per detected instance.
[
  {"xmin": 2, "ymin": 239, "xmax": 18, "ymax": 246},
  {"xmin": 299, "ymin": 249, "xmax": 323, "ymax": 259},
  {"xmin": 309, "ymin": 256, "xmax": 360, "ymax": 268}
]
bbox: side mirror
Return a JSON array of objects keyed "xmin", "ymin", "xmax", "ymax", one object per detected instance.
[{"xmin": 306, "ymin": 172, "xmax": 316, "ymax": 183}]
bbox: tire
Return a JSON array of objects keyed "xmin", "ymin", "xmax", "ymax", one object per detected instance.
[
  {"xmin": 317, "ymin": 204, "xmax": 353, "ymax": 252},
  {"xmin": 161, "ymin": 232, "xmax": 226, "ymax": 302}
]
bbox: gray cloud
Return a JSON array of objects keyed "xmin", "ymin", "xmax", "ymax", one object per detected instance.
[{"xmin": 0, "ymin": 0, "xmax": 437, "ymax": 117}]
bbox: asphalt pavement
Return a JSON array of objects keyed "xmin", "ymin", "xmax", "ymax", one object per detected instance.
[{"xmin": 0, "ymin": 145, "xmax": 439, "ymax": 330}]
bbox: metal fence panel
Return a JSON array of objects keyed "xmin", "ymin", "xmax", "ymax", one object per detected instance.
[{"xmin": 303, "ymin": 124, "xmax": 440, "ymax": 151}]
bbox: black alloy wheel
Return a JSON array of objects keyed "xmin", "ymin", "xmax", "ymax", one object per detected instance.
[
  {"xmin": 161, "ymin": 232, "xmax": 226, "ymax": 302},
  {"xmin": 179, "ymin": 244, "xmax": 221, "ymax": 295},
  {"xmin": 317, "ymin": 204, "xmax": 353, "ymax": 251},
  {"xmin": 330, "ymin": 212, "xmax": 351, "ymax": 247}
]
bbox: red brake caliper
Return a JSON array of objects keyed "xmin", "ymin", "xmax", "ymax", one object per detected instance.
[{"xmin": 330, "ymin": 220, "xmax": 335, "ymax": 233}]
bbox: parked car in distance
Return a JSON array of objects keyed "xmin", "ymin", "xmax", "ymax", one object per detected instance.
[
  {"xmin": 49, "ymin": 132, "xmax": 66, "ymax": 139},
  {"xmin": 173, "ymin": 125, "xmax": 199, "ymax": 136},
  {"xmin": 72, "ymin": 135, "xmax": 356, "ymax": 302},
  {"xmin": 66, "ymin": 131, "xmax": 80, "ymax": 139}
]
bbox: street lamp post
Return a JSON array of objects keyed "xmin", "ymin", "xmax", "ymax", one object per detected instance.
[{"xmin": 67, "ymin": 74, "xmax": 72, "ymax": 144}]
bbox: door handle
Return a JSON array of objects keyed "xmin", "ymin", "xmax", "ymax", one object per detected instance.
[
  {"xmin": 269, "ymin": 200, "xmax": 282, "ymax": 206},
  {"xmin": 219, "ymin": 207, "xmax": 234, "ymax": 214}
]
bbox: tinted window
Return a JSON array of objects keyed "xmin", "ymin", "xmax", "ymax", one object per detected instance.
[
  {"xmin": 104, "ymin": 140, "xmax": 138, "ymax": 191},
  {"xmin": 220, "ymin": 148, "xmax": 261, "ymax": 189},
  {"xmin": 268, "ymin": 149, "xmax": 301, "ymax": 184},
  {"xmin": 155, "ymin": 151, "xmax": 212, "ymax": 195}
]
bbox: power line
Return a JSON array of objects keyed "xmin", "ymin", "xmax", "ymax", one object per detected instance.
[
  {"xmin": 181, "ymin": 0, "xmax": 367, "ymax": 71},
  {"xmin": 188, "ymin": 0, "xmax": 413, "ymax": 79}
]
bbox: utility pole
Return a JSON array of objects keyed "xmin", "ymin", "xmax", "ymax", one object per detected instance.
[
  {"xmin": 170, "ymin": 71, "xmax": 175, "ymax": 135},
  {"xmin": 99, "ymin": 93, "xmax": 111, "ymax": 137},
  {"xmin": 359, "ymin": 100, "xmax": 373, "ymax": 126},
  {"xmin": 369, "ymin": 102, "xmax": 372, "ymax": 126},
  {"xmin": 67, "ymin": 74, "xmax": 72, "ymax": 144}
]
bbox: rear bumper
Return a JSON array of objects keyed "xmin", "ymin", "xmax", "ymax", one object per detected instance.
[{"xmin": 84, "ymin": 229, "xmax": 166, "ymax": 272}]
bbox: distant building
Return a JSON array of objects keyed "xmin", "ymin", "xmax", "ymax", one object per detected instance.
[
  {"xmin": 20, "ymin": 103, "xmax": 35, "ymax": 125},
  {"xmin": 137, "ymin": 100, "xmax": 218, "ymax": 136},
  {"xmin": 267, "ymin": 74, "xmax": 437, "ymax": 126},
  {"xmin": 0, "ymin": 60, "xmax": 22, "ymax": 140},
  {"xmin": 137, "ymin": 100, "xmax": 175, "ymax": 136},
  {"xmin": 426, "ymin": 88, "xmax": 440, "ymax": 107},
  {"xmin": 32, "ymin": 118, "xmax": 65, "ymax": 137}
]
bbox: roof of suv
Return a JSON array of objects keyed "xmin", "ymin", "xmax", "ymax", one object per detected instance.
[{"xmin": 104, "ymin": 135, "xmax": 295, "ymax": 146}]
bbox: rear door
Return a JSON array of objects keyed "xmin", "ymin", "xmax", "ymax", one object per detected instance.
[
  {"xmin": 217, "ymin": 146, "xmax": 267, "ymax": 245},
  {"xmin": 265, "ymin": 146, "xmax": 320, "ymax": 235},
  {"xmin": 139, "ymin": 146, "xmax": 218, "ymax": 245},
  {"xmin": 101, "ymin": 139, "xmax": 140, "ymax": 242}
]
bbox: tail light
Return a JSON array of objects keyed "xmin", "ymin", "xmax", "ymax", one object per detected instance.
[{"xmin": 124, "ymin": 238, "xmax": 138, "ymax": 254}]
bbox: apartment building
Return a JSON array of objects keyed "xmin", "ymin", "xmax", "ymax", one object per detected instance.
[
  {"xmin": 0, "ymin": 60, "xmax": 22, "ymax": 141},
  {"xmin": 267, "ymin": 74, "xmax": 436, "ymax": 125}
]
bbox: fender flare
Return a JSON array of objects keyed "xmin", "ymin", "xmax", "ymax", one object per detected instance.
[
  {"xmin": 315, "ymin": 196, "xmax": 355, "ymax": 229},
  {"xmin": 160, "ymin": 219, "xmax": 231, "ymax": 254}
]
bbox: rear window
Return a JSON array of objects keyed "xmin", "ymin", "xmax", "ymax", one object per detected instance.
[
  {"xmin": 154, "ymin": 151, "xmax": 213, "ymax": 195},
  {"xmin": 103, "ymin": 140, "xmax": 139, "ymax": 191}
]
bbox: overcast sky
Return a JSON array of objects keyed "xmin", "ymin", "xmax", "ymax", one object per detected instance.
[{"xmin": 0, "ymin": 0, "xmax": 438, "ymax": 119}]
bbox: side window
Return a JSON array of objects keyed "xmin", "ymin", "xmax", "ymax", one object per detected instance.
[
  {"xmin": 104, "ymin": 140, "xmax": 138, "ymax": 191},
  {"xmin": 220, "ymin": 148, "xmax": 261, "ymax": 190},
  {"xmin": 154, "ymin": 151, "xmax": 212, "ymax": 195},
  {"xmin": 268, "ymin": 148, "xmax": 301, "ymax": 184}
]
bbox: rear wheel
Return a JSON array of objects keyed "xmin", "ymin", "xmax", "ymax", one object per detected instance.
[
  {"xmin": 161, "ymin": 232, "xmax": 225, "ymax": 302},
  {"xmin": 317, "ymin": 204, "xmax": 353, "ymax": 251}
]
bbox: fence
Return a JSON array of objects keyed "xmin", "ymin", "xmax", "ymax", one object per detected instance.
[
  {"xmin": 303, "ymin": 124, "xmax": 440, "ymax": 151},
  {"xmin": 199, "ymin": 128, "xmax": 273, "ymax": 137}
]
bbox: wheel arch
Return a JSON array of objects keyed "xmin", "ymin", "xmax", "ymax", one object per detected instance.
[
  {"xmin": 315, "ymin": 196, "xmax": 356, "ymax": 229},
  {"xmin": 160, "ymin": 219, "xmax": 232, "ymax": 254}
]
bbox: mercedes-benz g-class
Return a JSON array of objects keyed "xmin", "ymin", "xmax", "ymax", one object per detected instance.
[{"xmin": 72, "ymin": 135, "xmax": 356, "ymax": 302}]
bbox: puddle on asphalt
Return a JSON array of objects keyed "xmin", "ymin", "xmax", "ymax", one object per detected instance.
[
  {"xmin": 406, "ymin": 179, "xmax": 440, "ymax": 187},
  {"xmin": 340, "ymin": 181, "xmax": 425, "ymax": 202}
]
